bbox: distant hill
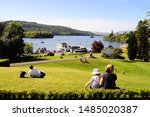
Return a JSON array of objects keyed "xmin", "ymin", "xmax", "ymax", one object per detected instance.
[
  {"xmin": 2, "ymin": 20, "xmax": 94, "ymax": 36},
  {"xmin": 92, "ymin": 31, "xmax": 108, "ymax": 36}
]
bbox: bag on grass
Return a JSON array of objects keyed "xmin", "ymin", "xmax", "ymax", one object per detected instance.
[{"xmin": 20, "ymin": 71, "xmax": 27, "ymax": 78}]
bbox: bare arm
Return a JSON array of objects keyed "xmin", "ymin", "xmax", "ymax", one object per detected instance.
[
  {"xmin": 85, "ymin": 79, "xmax": 92, "ymax": 89},
  {"xmin": 100, "ymin": 76, "xmax": 104, "ymax": 86}
]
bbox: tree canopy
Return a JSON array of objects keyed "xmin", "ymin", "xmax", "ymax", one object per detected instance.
[
  {"xmin": 0, "ymin": 21, "xmax": 25, "ymax": 62},
  {"xmin": 135, "ymin": 20, "xmax": 149, "ymax": 61},
  {"xmin": 91, "ymin": 41, "xmax": 104, "ymax": 53},
  {"xmin": 128, "ymin": 31, "xmax": 137, "ymax": 60}
]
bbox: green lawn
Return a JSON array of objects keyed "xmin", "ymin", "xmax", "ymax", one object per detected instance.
[{"xmin": 0, "ymin": 54, "xmax": 150, "ymax": 92}]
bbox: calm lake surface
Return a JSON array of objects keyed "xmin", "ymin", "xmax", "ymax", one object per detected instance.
[{"xmin": 24, "ymin": 36, "xmax": 120, "ymax": 52}]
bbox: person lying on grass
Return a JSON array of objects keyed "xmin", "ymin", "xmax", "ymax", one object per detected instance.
[
  {"xmin": 28, "ymin": 65, "xmax": 46, "ymax": 78},
  {"xmin": 85, "ymin": 68, "xmax": 101, "ymax": 89}
]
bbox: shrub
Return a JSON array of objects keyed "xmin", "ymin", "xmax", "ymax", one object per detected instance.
[
  {"xmin": 0, "ymin": 59, "xmax": 10, "ymax": 67},
  {"xmin": 0, "ymin": 89, "xmax": 149, "ymax": 100},
  {"xmin": 47, "ymin": 52, "xmax": 54, "ymax": 56},
  {"xmin": 91, "ymin": 41, "xmax": 104, "ymax": 53}
]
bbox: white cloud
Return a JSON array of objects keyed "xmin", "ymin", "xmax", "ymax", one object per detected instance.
[{"xmin": 35, "ymin": 19, "xmax": 136, "ymax": 33}]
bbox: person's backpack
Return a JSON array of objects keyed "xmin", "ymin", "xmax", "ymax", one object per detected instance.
[{"xmin": 20, "ymin": 71, "xmax": 27, "ymax": 78}]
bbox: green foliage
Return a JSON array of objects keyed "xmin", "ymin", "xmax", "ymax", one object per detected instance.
[
  {"xmin": 0, "ymin": 21, "xmax": 25, "ymax": 62},
  {"xmin": 0, "ymin": 89, "xmax": 149, "ymax": 100},
  {"xmin": 109, "ymin": 30, "xmax": 114, "ymax": 39},
  {"xmin": 3, "ymin": 21, "xmax": 24, "ymax": 39},
  {"xmin": 104, "ymin": 32, "xmax": 129, "ymax": 43},
  {"xmin": 135, "ymin": 20, "xmax": 149, "ymax": 61},
  {"xmin": 128, "ymin": 31, "xmax": 137, "ymax": 60},
  {"xmin": 24, "ymin": 43, "xmax": 33, "ymax": 54},
  {"xmin": 47, "ymin": 52, "xmax": 54, "ymax": 56},
  {"xmin": 111, "ymin": 48, "xmax": 124, "ymax": 59},
  {"xmin": 0, "ymin": 39, "xmax": 7, "ymax": 58},
  {"xmin": 0, "ymin": 59, "xmax": 10, "ymax": 67},
  {"xmin": 0, "ymin": 22, "xmax": 5, "ymax": 37},
  {"xmin": 24, "ymin": 31, "xmax": 53, "ymax": 38}
]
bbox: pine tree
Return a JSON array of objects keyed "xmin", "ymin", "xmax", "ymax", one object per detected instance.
[
  {"xmin": 135, "ymin": 20, "xmax": 149, "ymax": 61},
  {"xmin": 128, "ymin": 31, "xmax": 137, "ymax": 60}
]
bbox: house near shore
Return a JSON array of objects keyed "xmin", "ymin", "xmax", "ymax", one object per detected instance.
[
  {"xmin": 101, "ymin": 45, "xmax": 114, "ymax": 57},
  {"xmin": 70, "ymin": 46, "xmax": 87, "ymax": 53},
  {"xmin": 56, "ymin": 43, "xmax": 87, "ymax": 53},
  {"xmin": 56, "ymin": 43, "xmax": 70, "ymax": 52}
]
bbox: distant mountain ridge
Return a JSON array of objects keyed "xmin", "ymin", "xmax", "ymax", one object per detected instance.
[{"xmin": 2, "ymin": 20, "xmax": 95, "ymax": 36}]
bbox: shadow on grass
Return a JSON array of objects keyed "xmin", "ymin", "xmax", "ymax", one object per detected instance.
[
  {"xmin": 120, "ymin": 59, "xmax": 148, "ymax": 63},
  {"xmin": 13, "ymin": 55, "xmax": 48, "ymax": 63}
]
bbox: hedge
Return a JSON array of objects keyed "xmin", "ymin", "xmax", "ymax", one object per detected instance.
[
  {"xmin": 0, "ymin": 59, "xmax": 10, "ymax": 67},
  {"xmin": 0, "ymin": 89, "xmax": 149, "ymax": 100}
]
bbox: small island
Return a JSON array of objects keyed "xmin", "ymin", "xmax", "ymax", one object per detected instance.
[{"xmin": 24, "ymin": 31, "xmax": 54, "ymax": 38}]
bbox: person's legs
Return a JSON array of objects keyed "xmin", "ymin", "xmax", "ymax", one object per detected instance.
[{"xmin": 40, "ymin": 71, "xmax": 45, "ymax": 78}]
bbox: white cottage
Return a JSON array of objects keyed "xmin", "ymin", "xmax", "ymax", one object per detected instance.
[
  {"xmin": 56, "ymin": 43, "xmax": 68, "ymax": 51},
  {"xmin": 101, "ymin": 45, "xmax": 114, "ymax": 57}
]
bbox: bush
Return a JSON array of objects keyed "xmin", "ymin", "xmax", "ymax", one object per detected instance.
[
  {"xmin": 0, "ymin": 59, "xmax": 10, "ymax": 67},
  {"xmin": 47, "ymin": 52, "xmax": 54, "ymax": 56},
  {"xmin": 91, "ymin": 41, "xmax": 104, "ymax": 53},
  {"xmin": 0, "ymin": 89, "xmax": 150, "ymax": 100}
]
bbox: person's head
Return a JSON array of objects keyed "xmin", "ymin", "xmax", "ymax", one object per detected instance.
[
  {"xmin": 29, "ymin": 65, "xmax": 33, "ymax": 70},
  {"xmin": 92, "ymin": 68, "xmax": 100, "ymax": 76},
  {"xmin": 105, "ymin": 64, "xmax": 114, "ymax": 73}
]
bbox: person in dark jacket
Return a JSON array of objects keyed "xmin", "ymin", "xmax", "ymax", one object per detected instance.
[{"xmin": 100, "ymin": 64, "xmax": 119, "ymax": 89}]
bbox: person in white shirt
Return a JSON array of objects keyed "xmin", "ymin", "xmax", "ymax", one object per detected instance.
[
  {"xmin": 28, "ymin": 65, "xmax": 45, "ymax": 78},
  {"xmin": 85, "ymin": 68, "xmax": 101, "ymax": 89}
]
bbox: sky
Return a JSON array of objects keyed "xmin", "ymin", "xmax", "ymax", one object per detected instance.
[{"xmin": 0, "ymin": 0, "xmax": 150, "ymax": 32}]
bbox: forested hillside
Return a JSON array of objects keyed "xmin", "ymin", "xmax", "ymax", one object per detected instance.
[{"xmin": 2, "ymin": 21, "xmax": 94, "ymax": 36}]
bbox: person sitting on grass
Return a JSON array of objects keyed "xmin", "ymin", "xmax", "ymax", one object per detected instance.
[
  {"xmin": 100, "ymin": 64, "xmax": 119, "ymax": 89},
  {"xmin": 28, "ymin": 65, "xmax": 45, "ymax": 78},
  {"xmin": 85, "ymin": 68, "xmax": 101, "ymax": 89}
]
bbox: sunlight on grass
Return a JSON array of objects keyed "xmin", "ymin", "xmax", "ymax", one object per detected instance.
[{"xmin": 0, "ymin": 54, "xmax": 150, "ymax": 92}]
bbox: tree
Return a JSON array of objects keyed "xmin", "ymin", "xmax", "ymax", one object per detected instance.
[
  {"xmin": 3, "ymin": 21, "xmax": 24, "ymax": 39},
  {"xmin": 0, "ymin": 23, "xmax": 5, "ymax": 37},
  {"xmin": 109, "ymin": 30, "xmax": 114, "ymax": 38},
  {"xmin": 0, "ymin": 40, "xmax": 7, "ymax": 58},
  {"xmin": 91, "ymin": 41, "xmax": 104, "ymax": 53},
  {"xmin": 135, "ymin": 20, "xmax": 149, "ymax": 61},
  {"xmin": 24, "ymin": 43, "xmax": 33, "ymax": 54},
  {"xmin": 2, "ymin": 21, "xmax": 25, "ymax": 61},
  {"xmin": 112, "ymin": 48, "xmax": 123, "ymax": 59},
  {"xmin": 128, "ymin": 31, "xmax": 137, "ymax": 60}
]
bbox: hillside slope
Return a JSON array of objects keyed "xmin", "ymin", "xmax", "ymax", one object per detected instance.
[{"xmin": 2, "ymin": 20, "xmax": 94, "ymax": 36}]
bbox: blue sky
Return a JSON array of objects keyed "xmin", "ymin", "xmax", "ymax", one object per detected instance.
[{"xmin": 0, "ymin": 0, "xmax": 150, "ymax": 32}]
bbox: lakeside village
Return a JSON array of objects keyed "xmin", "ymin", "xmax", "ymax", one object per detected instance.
[
  {"xmin": 35, "ymin": 42, "xmax": 128, "ymax": 58},
  {"xmin": 35, "ymin": 42, "xmax": 88, "ymax": 55}
]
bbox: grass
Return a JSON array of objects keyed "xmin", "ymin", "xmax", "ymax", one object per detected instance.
[{"xmin": 0, "ymin": 53, "xmax": 150, "ymax": 92}]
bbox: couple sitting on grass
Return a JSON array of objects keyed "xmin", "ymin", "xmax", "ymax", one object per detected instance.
[{"xmin": 85, "ymin": 64, "xmax": 119, "ymax": 90}]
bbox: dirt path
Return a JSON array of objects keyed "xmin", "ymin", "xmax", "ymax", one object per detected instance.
[{"xmin": 10, "ymin": 57, "xmax": 83, "ymax": 67}]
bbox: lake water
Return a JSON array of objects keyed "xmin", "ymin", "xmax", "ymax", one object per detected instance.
[{"xmin": 23, "ymin": 36, "xmax": 120, "ymax": 52}]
